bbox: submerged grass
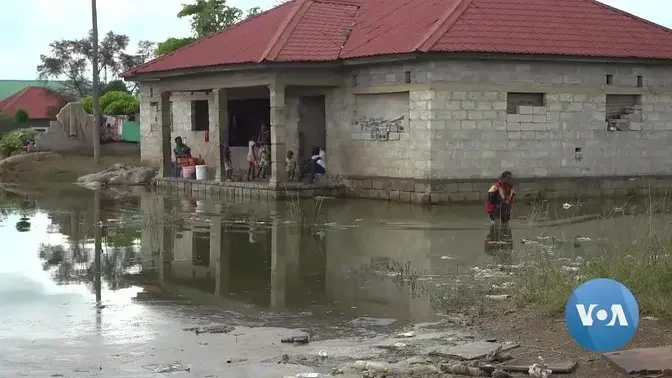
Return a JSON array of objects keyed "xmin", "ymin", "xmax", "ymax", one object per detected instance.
[{"xmin": 513, "ymin": 193, "xmax": 672, "ymax": 319}]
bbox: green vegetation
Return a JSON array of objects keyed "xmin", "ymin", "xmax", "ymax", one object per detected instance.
[
  {"xmin": 157, "ymin": 0, "xmax": 266, "ymax": 55},
  {"xmin": 13, "ymin": 109, "xmax": 29, "ymax": 123},
  {"xmin": 513, "ymin": 198, "xmax": 672, "ymax": 319},
  {"xmin": 81, "ymin": 90, "xmax": 139, "ymax": 115},
  {"xmin": 0, "ymin": 128, "xmax": 36, "ymax": 157}
]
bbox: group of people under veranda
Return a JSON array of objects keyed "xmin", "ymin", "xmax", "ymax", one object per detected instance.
[{"xmin": 172, "ymin": 123, "xmax": 326, "ymax": 183}]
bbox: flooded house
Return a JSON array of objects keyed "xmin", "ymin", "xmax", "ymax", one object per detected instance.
[{"xmin": 121, "ymin": 0, "xmax": 672, "ymax": 204}]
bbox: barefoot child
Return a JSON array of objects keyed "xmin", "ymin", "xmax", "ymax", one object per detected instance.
[
  {"xmin": 222, "ymin": 146, "xmax": 233, "ymax": 181},
  {"xmin": 257, "ymin": 145, "xmax": 270, "ymax": 179},
  {"xmin": 286, "ymin": 150, "xmax": 297, "ymax": 182},
  {"xmin": 247, "ymin": 140, "xmax": 257, "ymax": 181}
]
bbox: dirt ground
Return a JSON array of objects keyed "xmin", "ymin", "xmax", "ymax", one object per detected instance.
[
  {"xmin": 0, "ymin": 148, "xmax": 141, "ymax": 189},
  {"xmin": 476, "ymin": 304, "xmax": 672, "ymax": 377}
]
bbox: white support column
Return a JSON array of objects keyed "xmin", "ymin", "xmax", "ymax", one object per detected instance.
[
  {"xmin": 211, "ymin": 89, "xmax": 228, "ymax": 181},
  {"xmin": 269, "ymin": 83, "xmax": 287, "ymax": 187},
  {"xmin": 159, "ymin": 91, "xmax": 172, "ymax": 177}
]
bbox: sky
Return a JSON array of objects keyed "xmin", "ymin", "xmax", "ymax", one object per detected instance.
[{"xmin": 0, "ymin": 0, "xmax": 670, "ymax": 80}]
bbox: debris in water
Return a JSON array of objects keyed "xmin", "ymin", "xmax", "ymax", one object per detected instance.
[
  {"xmin": 394, "ymin": 342, "xmax": 407, "ymax": 348},
  {"xmin": 182, "ymin": 325, "xmax": 234, "ymax": 335},
  {"xmin": 226, "ymin": 357, "xmax": 247, "ymax": 364},
  {"xmin": 560, "ymin": 266, "xmax": 579, "ymax": 272},
  {"xmin": 281, "ymin": 335, "xmax": 310, "ymax": 344},
  {"xmin": 354, "ymin": 360, "xmax": 388, "ymax": 373},
  {"xmin": 440, "ymin": 363, "xmax": 483, "ymax": 376},
  {"xmin": 576, "ymin": 237, "xmax": 591, "ymax": 242},
  {"xmin": 395, "ymin": 331, "xmax": 416, "ymax": 338},
  {"xmin": 440, "ymin": 255, "xmax": 453, "ymax": 260},
  {"xmin": 318, "ymin": 350, "xmax": 328, "ymax": 358},
  {"xmin": 295, "ymin": 373, "xmax": 322, "ymax": 378},
  {"xmin": 142, "ymin": 362, "xmax": 191, "ymax": 374},
  {"xmin": 562, "ymin": 203, "xmax": 573, "ymax": 210},
  {"xmin": 528, "ymin": 356, "xmax": 553, "ymax": 378}
]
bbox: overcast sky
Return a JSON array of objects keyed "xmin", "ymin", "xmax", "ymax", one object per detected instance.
[{"xmin": 0, "ymin": 0, "xmax": 669, "ymax": 80}]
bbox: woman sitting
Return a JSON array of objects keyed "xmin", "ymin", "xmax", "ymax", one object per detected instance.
[{"xmin": 174, "ymin": 136, "xmax": 191, "ymax": 157}]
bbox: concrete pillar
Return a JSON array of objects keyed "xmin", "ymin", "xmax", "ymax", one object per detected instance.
[
  {"xmin": 159, "ymin": 91, "xmax": 172, "ymax": 177},
  {"xmin": 211, "ymin": 89, "xmax": 228, "ymax": 181},
  {"xmin": 269, "ymin": 83, "xmax": 287, "ymax": 186},
  {"xmin": 270, "ymin": 217, "xmax": 286, "ymax": 309}
]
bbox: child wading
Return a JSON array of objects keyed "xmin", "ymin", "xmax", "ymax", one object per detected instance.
[
  {"xmin": 485, "ymin": 171, "xmax": 515, "ymax": 224},
  {"xmin": 286, "ymin": 150, "xmax": 297, "ymax": 182},
  {"xmin": 247, "ymin": 141, "xmax": 258, "ymax": 181}
]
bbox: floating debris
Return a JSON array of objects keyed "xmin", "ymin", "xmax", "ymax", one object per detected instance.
[
  {"xmin": 529, "ymin": 356, "xmax": 553, "ymax": 378},
  {"xmin": 440, "ymin": 255, "xmax": 454, "ymax": 260},
  {"xmin": 560, "ymin": 266, "xmax": 579, "ymax": 272},
  {"xmin": 393, "ymin": 342, "xmax": 407, "ymax": 348},
  {"xmin": 281, "ymin": 335, "xmax": 310, "ymax": 344},
  {"xmin": 395, "ymin": 331, "xmax": 416, "ymax": 338},
  {"xmin": 576, "ymin": 237, "xmax": 591, "ymax": 242},
  {"xmin": 562, "ymin": 203, "xmax": 573, "ymax": 210},
  {"xmin": 318, "ymin": 350, "xmax": 328, "ymax": 358},
  {"xmin": 182, "ymin": 325, "xmax": 234, "ymax": 335}
]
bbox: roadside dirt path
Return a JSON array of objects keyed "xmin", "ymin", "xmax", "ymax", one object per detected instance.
[{"xmin": 476, "ymin": 305, "xmax": 672, "ymax": 377}]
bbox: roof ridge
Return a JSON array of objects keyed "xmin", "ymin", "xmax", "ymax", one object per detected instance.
[
  {"xmin": 120, "ymin": 1, "xmax": 297, "ymax": 77},
  {"xmin": 414, "ymin": 0, "xmax": 473, "ymax": 52},
  {"xmin": 591, "ymin": 0, "xmax": 672, "ymax": 35},
  {"xmin": 0, "ymin": 88, "xmax": 29, "ymax": 111},
  {"xmin": 259, "ymin": 0, "xmax": 312, "ymax": 62}
]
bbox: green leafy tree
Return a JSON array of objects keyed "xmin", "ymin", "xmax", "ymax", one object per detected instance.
[
  {"xmin": 81, "ymin": 91, "xmax": 138, "ymax": 115},
  {"xmin": 0, "ymin": 128, "xmax": 37, "ymax": 157},
  {"xmin": 178, "ymin": 0, "xmax": 243, "ymax": 38},
  {"xmin": 155, "ymin": 1, "xmax": 263, "ymax": 56},
  {"xmin": 37, "ymin": 31, "xmax": 154, "ymax": 98},
  {"xmin": 14, "ymin": 109, "xmax": 29, "ymax": 123},
  {"xmin": 156, "ymin": 37, "xmax": 195, "ymax": 56},
  {"xmin": 102, "ymin": 80, "xmax": 130, "ymax": 95}
]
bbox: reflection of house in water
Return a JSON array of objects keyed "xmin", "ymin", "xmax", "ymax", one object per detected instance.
[{"xmin": 138, "ymin": 193, "xmax": 438, "ymax": 322}]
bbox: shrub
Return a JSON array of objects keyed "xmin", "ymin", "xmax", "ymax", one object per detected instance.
[
  {"xmin": 0, "ymin": 128, "xmax": 37, "ymax": 157},
  {"xmin": 80, "ymin": 91, "xmax": 139, "ymax": 115},
  {"xmin": 14, "ymin": 109, "xmax": 29, "ymax": 123}
]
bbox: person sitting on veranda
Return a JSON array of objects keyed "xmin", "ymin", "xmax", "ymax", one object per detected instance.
[{"xmin": 174, "ymin": 137, "xmax": 192, "ymax": 158}]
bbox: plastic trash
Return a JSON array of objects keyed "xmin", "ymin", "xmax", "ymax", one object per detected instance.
[
  {"xmin": 318, "ymin": 350, "xmax": 328, "ymax": 358},
  {"xmin": 354, "ymin": 360, "xmax": 388, "ymax": 373},
  {"xmin": 395, "ymin": 331, "xmax": 416, "ymax": 338},
  {"xmin": 562, "ymin": 203, "xmax": 572, "ymax": 210},
  {"xmin": 295, "ymin": 373, "xmax": 322, "ymax": 378}
]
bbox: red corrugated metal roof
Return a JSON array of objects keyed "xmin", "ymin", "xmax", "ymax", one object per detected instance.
[
  {"xmin": 0, "ymin": 87, "xmax": 67, "ymax": 119},
  {"xmin": 122, "ymin": 0, "xmax": 672, "ymax": 77}
]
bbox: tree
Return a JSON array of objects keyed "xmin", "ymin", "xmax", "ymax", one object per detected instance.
[
  {"xmin": 37, "ymin": 32, "xmax": 153, "ymax": 98},
  {"xmin": 247, "ymin": 7, "xmax": 261, "ymax": 17},
  {"xmin": 156, "ymin": 37, "xmax": 195, "ymax": 56},
  {"xmin": 81, "ymin": 91, "xmax": 139, "ymax": 115},
  {"xmin": 178, "ymin": 0, "xmax": 243, "ymax": 39},
  {"xmin": 14, "ymin": 109, "xmax": 29, "ymax": 123}
]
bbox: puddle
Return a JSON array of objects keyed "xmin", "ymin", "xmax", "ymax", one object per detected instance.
[{"xmin": 0, "ymin": 187, "xmax": 663, "ymax": 376}]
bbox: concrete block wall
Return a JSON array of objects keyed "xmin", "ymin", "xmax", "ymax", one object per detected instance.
[
  {"xmin": 348, "ymin": 59, "xmax": 672, "ymax": 180},
  {"xmin": 325, "ymin": 88, "xmax": 430, "ymax": 179}
]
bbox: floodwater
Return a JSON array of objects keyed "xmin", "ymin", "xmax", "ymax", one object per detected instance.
[{"xmin": 0, "ymin": 186, "xmax": 654, "ymax": 377}]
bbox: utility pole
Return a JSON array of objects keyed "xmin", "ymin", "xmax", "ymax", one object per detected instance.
[{"xmin": 91, "ymin": 0, "xmax": 101, "ymax": 163}]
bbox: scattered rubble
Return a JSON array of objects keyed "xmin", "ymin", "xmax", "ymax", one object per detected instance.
[{"xmin": 76, "ymin": 163, "xmax": 156, "ymax": 188}]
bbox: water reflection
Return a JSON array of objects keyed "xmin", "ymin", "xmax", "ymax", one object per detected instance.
[{"xmin": 484, "ymin": 224, "xmax": 513, "ymax": 264}]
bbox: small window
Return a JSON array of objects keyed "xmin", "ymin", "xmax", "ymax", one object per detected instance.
[
  {"xmin": 404, "ymin": 71, "xmax": 411, "ymax": 84},
  {"xmin": 352, "ymin": 74, "xmax": 358, "ymax": 87},
  {"xmin": 606, "ymin": 74, "xmax": 613, "ymax": 85},
  {"xmin": 606, "ymin": 94, "xmax": 642, "ymax": 131},
  {"xmin": 637, "ymin": 75, "xmax": 643, "ymax": 88},
  {"xmin": 506, "ymin": 92, "xmax": 544, "ymax": 114},
  {"xmin": 191, "ymin": 100, "xmax": 209, "ymax": 131},
  {"xmin": 169, "ymin": 101, "xmax": 174, "ymax": 130}
]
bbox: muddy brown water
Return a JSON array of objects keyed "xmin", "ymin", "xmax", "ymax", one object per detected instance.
[{"xmin": 0, "ymin": 187, "xmax": 655, "ymax": 377}]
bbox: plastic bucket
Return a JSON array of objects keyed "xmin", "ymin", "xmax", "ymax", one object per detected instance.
[
  {"xmin": 182, "ymin": 166, "xmax": 196, "ymax": 178},
  {"xmin": 195, "ymin": 165, "xmax": 207, "ymax": 180}
]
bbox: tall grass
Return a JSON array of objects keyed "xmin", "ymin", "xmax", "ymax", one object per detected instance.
[
  {"xmin": 513, "ymin": 193, "xmax": 672, "ymax": 319},
  {"xmin": 287, "ymin": 191, "xmax": 324, "ymax": 226}
]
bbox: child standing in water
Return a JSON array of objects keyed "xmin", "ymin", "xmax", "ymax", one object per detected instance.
[
  {"xmin": 247, "ymin": 140, "xmax": 257, "ymax": 181},
  {"xmin": 222, "ymin": 146, "xmax": 233, "ymax": 181},
  {"xmin": 286, "ymin": 150, "xmax": 297, "ymax": 182}
]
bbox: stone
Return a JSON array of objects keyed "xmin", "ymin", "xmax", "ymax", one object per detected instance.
[{"xmin": 76, "ymin": 163, "xmax": 157, "ymax": 187}]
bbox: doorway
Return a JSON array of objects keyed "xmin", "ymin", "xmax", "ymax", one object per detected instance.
[{"xmin": 298, "ymin": 96, "xmax": 326, "ymax": 165}]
